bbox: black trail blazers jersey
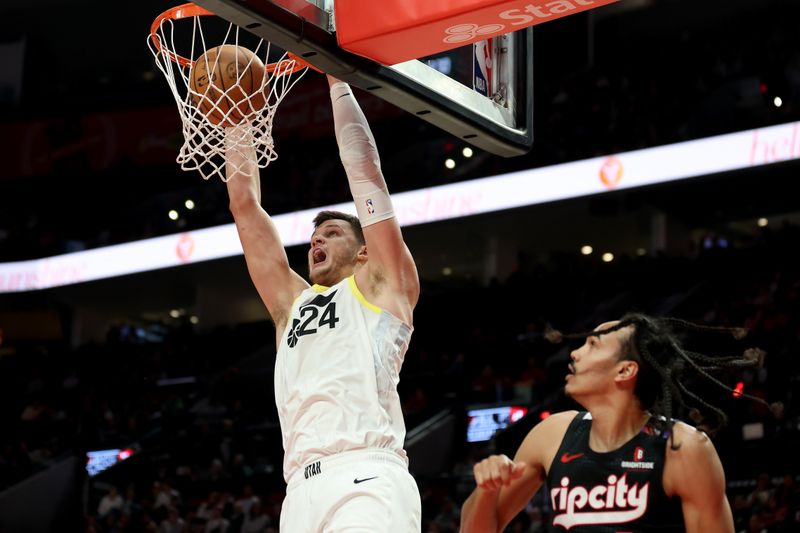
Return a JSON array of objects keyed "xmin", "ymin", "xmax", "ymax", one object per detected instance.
[{"xmin": 546, "ymin": 412, "xmax": 684, "ymax": 532}]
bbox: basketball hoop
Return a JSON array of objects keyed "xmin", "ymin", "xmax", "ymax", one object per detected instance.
[{"xmin": 148, "ymin": 3, "xmax": 315, "ymax": 181}]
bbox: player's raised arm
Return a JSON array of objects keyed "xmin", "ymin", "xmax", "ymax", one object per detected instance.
[
  {"xmin": 327, "ymin": 76, "xmax": 419, "ymax": 325},
  {"xmin": 225, "ymin": 127, "xmax": 309, "ymax": 339}
]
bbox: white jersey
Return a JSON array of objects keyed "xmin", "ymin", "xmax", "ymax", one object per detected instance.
[{"xmin": 274, "ymin": 275, "xmax": 412, "ymax": 482}]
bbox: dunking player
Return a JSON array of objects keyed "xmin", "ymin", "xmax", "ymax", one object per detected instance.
[
  {"xmin": 225, "ymin": 76, "xmax": 421, "ymax": 531},
  {"xmin": 461, "ymin": 313, "xmax": 771, "ymax": 532}
]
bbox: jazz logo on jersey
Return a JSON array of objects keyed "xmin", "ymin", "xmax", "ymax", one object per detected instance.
[
  {"xmin": 287, "ymin": 291, "xmax": 340, "ymax": 348},
  {"xmin": 551, "ymin": 474, "xmax": 649, "ymax": 529}
]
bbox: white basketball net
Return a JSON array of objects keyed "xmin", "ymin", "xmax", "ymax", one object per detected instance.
[{"xmin": 148, "ymin": 12, "xmax": 308, "ymax": 181}]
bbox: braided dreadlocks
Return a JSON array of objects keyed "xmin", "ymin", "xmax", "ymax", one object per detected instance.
[{"xmin": 546, "ymin": 313, "xmax": 778, "ymax": 449}]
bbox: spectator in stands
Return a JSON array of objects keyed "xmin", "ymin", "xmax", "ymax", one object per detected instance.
[
  {"xmin": 241, "ymin": 500, "xmax": 270, "ymax": 533},
  {"xmin": 159, "ymin": 507, "xmax": 186, "ymax": 533},
  {"xmin": 235, "ymin": 484, "xmax": 260, "ymax": 516},
  {"xmin": 197, "ymin": 491, "xmax": 225, "ymax": 522},
  {"xmin": 748, "ymin": 473, "xmax": 774, "ymax": 511},
  {"xmin": 97, "ymin": 485, "xmax": 124, "ymax": 518},
  {"xmin": 774, "ymin": 474, "xmax": 799, "ymax": 524},
  {"xmin": 153, "ymin": 480, "xmax": 181, "ymax": 511},
  {"xmin": 204, "ymin": 505, "xmax": 230, "ymax": 533}
]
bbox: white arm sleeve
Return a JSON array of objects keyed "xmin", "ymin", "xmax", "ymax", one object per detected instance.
[
  {"xmin": 224, "ymin": 125, "xmax": 257, "ymax": 182},
  {"xmin": 329, "ymin": 81, "xmax": 394, "ymax": 227}
]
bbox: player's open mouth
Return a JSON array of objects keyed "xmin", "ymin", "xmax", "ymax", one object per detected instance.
[
  {"xmin": 312, "ymin": 248, "xmax": 327, "ymax": 265},
  {"xmin": 568, "ymin": 363, "xmax": 576, "ymax": 375}
]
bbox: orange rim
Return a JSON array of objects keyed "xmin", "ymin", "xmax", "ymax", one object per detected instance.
[{"xmin": 150, "ymin": 2, "xmax": 318, "ymax": 74}]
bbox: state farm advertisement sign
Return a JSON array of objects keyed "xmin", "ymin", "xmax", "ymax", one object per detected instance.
[{"xmin": 336, "ymin": 0, "xmax": 619, "ymax": 65}]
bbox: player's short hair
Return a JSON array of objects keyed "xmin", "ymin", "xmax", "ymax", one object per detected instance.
[{"xmin": 313, "ymin": 210, "xmax": 365, "ymax": 245}]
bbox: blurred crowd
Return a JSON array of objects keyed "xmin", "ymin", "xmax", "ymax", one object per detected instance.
[{"xmin": 1, "ymin": 220, "xmax": 798, "ymax": 532}]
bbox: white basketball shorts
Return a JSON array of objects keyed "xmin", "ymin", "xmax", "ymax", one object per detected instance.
[{"xmin": 280, "ymin": 449, "xmax": 421, "ymax": 532}]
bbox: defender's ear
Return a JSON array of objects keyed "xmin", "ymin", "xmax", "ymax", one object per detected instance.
[{"xmin": 616, "ymin": 360, "xmax": 639, "ymax": 383}]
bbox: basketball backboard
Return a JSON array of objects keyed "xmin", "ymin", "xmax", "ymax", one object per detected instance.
[{"xmin": 190, "ymin": 0, "xmax": 533, "ymax": 156}]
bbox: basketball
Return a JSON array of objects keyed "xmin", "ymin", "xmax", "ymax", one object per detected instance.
[{"xmin": 189, "ymin": 45, "xmax": 267, "ymax": 126}]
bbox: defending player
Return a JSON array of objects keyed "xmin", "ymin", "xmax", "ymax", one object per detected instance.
[{"xmin": 461, "ymin": 314, "xmax": 773, "ymax": 533}]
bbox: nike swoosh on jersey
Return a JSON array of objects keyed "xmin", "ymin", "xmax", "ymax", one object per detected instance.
[
  {"xmin": 353, "ymin": 476, "xmax": 378, "ymax": 484},
  {"xmin": 561, "ymin": 452, "xmax": 585, "ymax": 463}
]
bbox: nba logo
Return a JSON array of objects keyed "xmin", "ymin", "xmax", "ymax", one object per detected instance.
[
  {"xmin": 473, "ymin": 38, "xmax": 493, "ymax": 98},
  {"xmin": 366, "ymin": 198, "xmax": 375, "ymax": 215},
  {"xmin": 634, "ymin": 447, "xmax": 645, "ymax": 461}
]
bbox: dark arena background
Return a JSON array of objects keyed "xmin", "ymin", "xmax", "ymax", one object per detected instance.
[{"xmin": 1, "ymin": 0, "xmax": 799, "ymax": 531}]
